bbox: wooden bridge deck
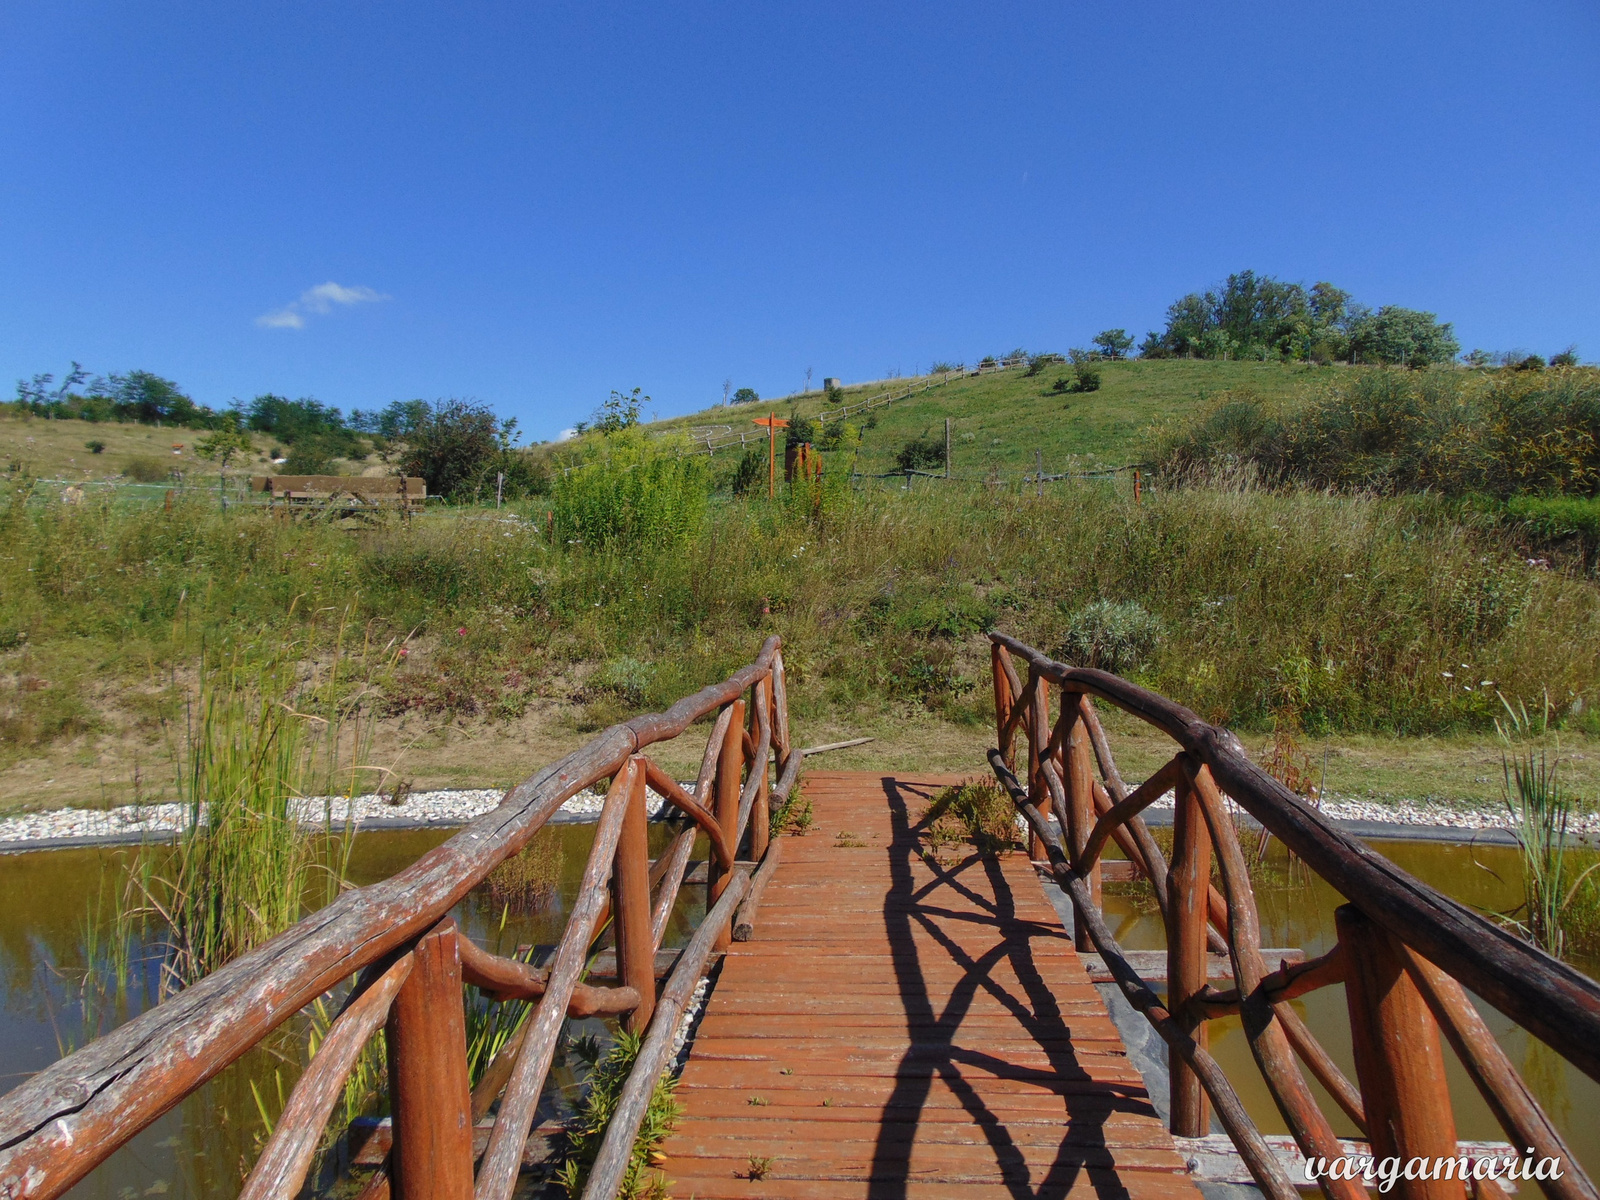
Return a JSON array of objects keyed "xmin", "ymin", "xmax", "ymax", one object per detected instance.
[{"xmin": 660, "ymin": 771, "xmax": 1201, "ymax": 1199}]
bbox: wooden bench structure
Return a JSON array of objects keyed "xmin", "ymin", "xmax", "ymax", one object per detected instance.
[
  {"xmin": 250, "ymin": 474, "xmax": 427, "ymax": 517},
  {"xmin": 0, "ymin": 634, "xmax": 1597, "ymax": 1200}
]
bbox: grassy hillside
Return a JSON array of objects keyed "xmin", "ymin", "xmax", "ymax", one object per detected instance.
[
  {"xmin": 0, "ymin": 415, "xmax": 397, "ymax": 486},
  {"xmin": 645, "ymin": 359, "xmax": 1336, "ymax": 476}
]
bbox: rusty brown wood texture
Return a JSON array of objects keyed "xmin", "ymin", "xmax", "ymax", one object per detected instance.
[
  {"xmin": 1338, "ymin": 904, "xmax": 1465, "ymax": 1200},
  {"xmin": 0, "ymin": 638, "xmax": 781, "ymax": 1200},
  {"xmin": 988, "ymin": 632, "xmax": 1600, "ymax": 1083},
  {"xmin": 386, "ymin": 922, "xmax": 475, "ymax": 1200},
  {"xmin": 657, "ymin": 772, "xmax": 1204, "ymax": 1199}
]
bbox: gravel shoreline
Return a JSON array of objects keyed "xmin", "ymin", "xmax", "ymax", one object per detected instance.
[
  {"xmin": 0, "ymin": 785, "xmax": 671, "ymax": 848},
  {"xmin": 2, "ymin": 783, "xmax": 1596, "ymax": 851}
]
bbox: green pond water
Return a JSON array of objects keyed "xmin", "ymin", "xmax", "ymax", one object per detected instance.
[
  {"xmin": 1, "ymin": 829, "xmax": 1595, "ymax": 1196},
  {"xmin": 0, "ymin": 823, "xmax": 704, "ymax": 1200}
]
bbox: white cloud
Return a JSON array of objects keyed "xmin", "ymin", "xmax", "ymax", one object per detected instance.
[
  {"xmin": 256, "ymin": 281, "xmax": 389, "ymax": 330},
  {"xmin": 256, "ymin": 307, "xmax": 305, "ymax": 330},
  {"xmin": 557, "ymin": 427, "xmax": 578, "ymax": 442}
]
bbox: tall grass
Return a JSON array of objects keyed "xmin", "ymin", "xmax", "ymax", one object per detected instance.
[
  {"xmin": 551, "ymin": 431, "xmax": 710, "ymax": 551},
  {"xmin": 124, "ymin": 629, "xmax": 380, "ymax": 991},
  {"xmin": 6, "ymin": 470, "xmax": 1600, "ymax": 756},
  {"xmin": 1496, "ymin": 697, "xmax": 1600, "ymax": 958}
]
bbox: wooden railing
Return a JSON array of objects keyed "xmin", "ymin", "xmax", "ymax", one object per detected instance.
[
  {"xmin": 986, "ymin": 632, "xmax": 1600, "ymax": 1200},
  {"xmin": 0, "ymin": 637, "xmax": 797, "ymax": 1200}
]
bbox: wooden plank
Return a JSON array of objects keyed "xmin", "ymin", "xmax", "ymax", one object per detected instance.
[{"xmin": 659, "ymin": 772, "xmax": 1205, "ymax": 1199}]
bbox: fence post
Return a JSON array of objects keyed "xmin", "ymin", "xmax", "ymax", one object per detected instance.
[
  {"xmin": 386, "ymin": 921, "xmax": 474, "ymax": 1200},
  {"xmin": 1026, "ymin": 672, "xmax": 1049, "ymax": 861},
  {"xmin": 1167, "ymin": 780, "xmax": 1211, "ymax": 1136},
  {"xmin": 944, "ymin": 417, "xmax": 951, "ymax": 478},
  {"xmin": 613, "ymin": 757, "xmax": 656, "ymax": 1033},
  {"xmin": 1064, "ymin": 696, "xmax": 1099, "ymax": 953},
  {"xmin": 1337, "ymin": 904, "xmax": 1464, "ymax": 1200},
  {"xmin": 711, "ymin": 697, "xmax": 747, "ymax": 951}
]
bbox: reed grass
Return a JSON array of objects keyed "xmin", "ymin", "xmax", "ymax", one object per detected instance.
[
  {"xmin": 120, "ymin": 622, "xmax": 384, "ymax": 991},
  {"xmin": 1496, "ymin": 696, "xmax": 1600, "ymax": 958}
]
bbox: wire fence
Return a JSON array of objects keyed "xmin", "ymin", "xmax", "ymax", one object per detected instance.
[{"xmin": 681, "ymin": 356, "xmax": 1032, "ymax": 456}]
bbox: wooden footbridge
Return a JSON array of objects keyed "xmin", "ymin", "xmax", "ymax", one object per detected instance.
[{"xmin": 2, "ymin": 636, "xmax": 1598, "ymax": 1200}]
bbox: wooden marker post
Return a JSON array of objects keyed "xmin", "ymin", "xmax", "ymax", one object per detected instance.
[
  {"xmin": 612, "ymin": 757, "xmax": 655, "ymax": 1033},
  {"xmin": 386, "ymin": 921, "xmax": 474, "ymax": 1200},
  {"xmin": 752, "ymin": 414, "xmax": 788, "ymax": 500},
  {"xmin": 1337, "ymin": 905, "xmax": 1465, "ymax": 1200},
  {"xmin": 1167, "ymin": 780, "xmax": 1212, "ymax": 1136}
]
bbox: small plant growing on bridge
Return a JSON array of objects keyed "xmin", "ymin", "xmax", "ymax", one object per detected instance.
[
  {"xmin": 921, "ymin": 779, "xmax": 1016, "ymax": 861},
  {"xmin": 745, "ymin": 1155, "xmax": 774, "ymax": 1180},
  {"xmin": 770, "ymin": 789, "xmax": 813, "ymax": 836},
  {"xmin": 557, "ymin": 1029, "xmax": 680, "ymax": 1199}
]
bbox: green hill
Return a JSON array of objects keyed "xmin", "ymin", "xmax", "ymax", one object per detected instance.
[{"xmin": 646, "ymin": 358, "xmax": 1339, "ymax": 477}]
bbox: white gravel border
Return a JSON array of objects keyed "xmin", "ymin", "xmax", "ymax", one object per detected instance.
[
  {"xmin": 0, "ymin": 784, "xmax": 682, "ymax": 846},
  {"xmin": 3, "ymin": 781, "xmax": 1597, "ymax": 848},
  {"xmin": 1127, "ymin": 788, "xmax": 1600, "ymax": 836}
]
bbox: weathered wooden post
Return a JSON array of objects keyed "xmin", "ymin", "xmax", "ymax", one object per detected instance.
[
  {"xmin": 992, "ymin": 643, "xmax": 1015, "ymax": 770},
  {"xmin": 385, "ymin": 921, "xmax": 474, "ymax": 1200},
  {"xmin": 1026, "ymin": 672, "xmax": 1049, "ymax": 862},
  {"xmin": 1337, "ymin": 904, "xmax": 1465, "ymax": 1200},
  {"xmin": 1167, "ymin": 777, "xmax": 1211, "ymax": 1135},
  {"xmin": 612, "ymin": 757, "xmax": 655, "ymax": 1033},
  {"xmin": 1064, "ymin": 695, "xmax": 1100, "ymax": 953},
  {"xmin": 711, "ymin": 698, "xmax": 746, "ymax": 951},
  {"xmin": 748, "ymin": 677, "xmax": 773, "ymax": 862}
]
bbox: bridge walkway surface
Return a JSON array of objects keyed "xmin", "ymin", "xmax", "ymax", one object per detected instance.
[{"xmin": 660, "ymin": 771, "xmax": 1201, "ymax": 1199}]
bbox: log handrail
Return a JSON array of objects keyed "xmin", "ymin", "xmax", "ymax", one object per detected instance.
[
  {"xmin": 0, "ymin": 637, "xmax": 796, "ymax": 1200},
  {"xmin": 987, "ymin": 632, "xmax": 1600, "ymax": 1200}
]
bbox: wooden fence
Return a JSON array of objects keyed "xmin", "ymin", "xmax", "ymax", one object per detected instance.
[
  {"xmin": 686, "ymin": 357, "xmax": 1030, "ymax": 456},
  {"xmin": 0, "ymin": 638, "xmax": 796, "ymax": 1200},
  {"xmin": 986, "ymin": 632, "xmax": 1600, "ymax": 1200}
]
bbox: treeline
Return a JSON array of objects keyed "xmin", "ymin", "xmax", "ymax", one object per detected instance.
[
  {"xmin": 1137, "ymin": 270, "xmax": 1462, "ymax": 366},
  {"xmin": 11, "ymin": 365, "xmax": 222, "ymax": 427}
]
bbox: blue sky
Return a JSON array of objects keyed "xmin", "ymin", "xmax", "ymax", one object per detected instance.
[{"xmin": 2, "ymin": 2, "xmax": 1596, "ymax": 441}]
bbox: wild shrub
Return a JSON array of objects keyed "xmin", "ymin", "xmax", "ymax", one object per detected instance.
[
  {"xmin": 124, "ymin": 455, "xmax": 171, "ymax": 483},
  {"xmin": 552, "ymin": 432, "xmax": 710, "ymax": 550},
  {"xmin": 896, "ymin": 434, "xmax": 944, "ymax": 472},
  {"xmin": 1157, "ymin": 366, "xmax": 1600, "ymax": 498},
  {"xmin": 1058, "ymin": 599, "xmax": 1163, "ymax": 675},
  {"xmin": 730, "ymin": 447, "xmax": 763, "ymax": 496}
]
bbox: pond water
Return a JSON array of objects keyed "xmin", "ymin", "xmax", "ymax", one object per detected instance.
[
  {"xmin": 1103, "ymin": 837, "xmax": 1600, "ymax": 1180},
  {"xmin": 0, "ymin": 823, "xmax": 704, "ymax": 1200},
  {"xmin": 2, "ymin": 830, "xmax": 1595, "ymax": 1196}
]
